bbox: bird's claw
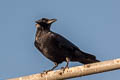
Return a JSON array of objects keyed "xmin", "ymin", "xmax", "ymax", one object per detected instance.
[
  {"xmin": 61, "ymin": 66, "xmax": 69, "ymax": 73},
  {"xmin": 43, "ymin": 69, "xmax": 52, "ymax": 74}
]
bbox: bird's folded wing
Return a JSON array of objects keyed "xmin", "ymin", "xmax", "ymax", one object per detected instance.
[{"xmin": 52, "ymin": 33, "xmax": 80, "ymax": 52}]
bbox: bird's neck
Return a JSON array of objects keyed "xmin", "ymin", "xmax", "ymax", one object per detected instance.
[{"xmin": 35, "ymin": 28, "xmax": 50, "ymax": 41}]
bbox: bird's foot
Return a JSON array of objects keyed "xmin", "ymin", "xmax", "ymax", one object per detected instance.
[
  {"xmin": 43, "ymin": 69, "xmax": 52, "ymax": 74},
  {"xmin": 40, "ymin": 69, "xmax": 52, "ymax": 77},
  {"xmin": 61, "ymin": 66, "xmax": 69, "ymax": 73}
]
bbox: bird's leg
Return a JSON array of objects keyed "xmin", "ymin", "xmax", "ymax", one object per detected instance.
[
  {"xmin": 65, "ymin": 57, "xmax": 70, "ymax": 68},
  {"xmin": 44, "ymin": 62, "xmax": 58, "ymax": 73},
  {"xmin": 50, "ymin": 62, "xmax": 58, "ymax": 71},
  {"xmin": 62, "ymin": 57, "xmax": 70, "ymax": 72}
]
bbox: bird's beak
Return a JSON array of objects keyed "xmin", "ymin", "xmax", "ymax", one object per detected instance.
[
  {"xmin": 35, "ymin": 20, "xmax": 40, "ymax": 24},
  {"xmin": 47, "ymin": 19, "xmax": 57, "ymax": 24}
]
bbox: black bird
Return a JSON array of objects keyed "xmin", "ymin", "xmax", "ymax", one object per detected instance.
[{"xmin": 34, "ymin": 18, "xmax": 100, "ymax": 71}]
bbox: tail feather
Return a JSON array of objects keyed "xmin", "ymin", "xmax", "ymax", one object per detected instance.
[{"xmin": 79, "ymin": 52, "xmax": 100, "ymax": 64}]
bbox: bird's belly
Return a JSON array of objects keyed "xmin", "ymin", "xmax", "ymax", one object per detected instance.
[
  {"xmin": 41, "ymin": 46, "xmax": 65, "ymax": 63},
  {"xmin": 37, "ymin": 39, "xmax": 66, "ymax": 63}
]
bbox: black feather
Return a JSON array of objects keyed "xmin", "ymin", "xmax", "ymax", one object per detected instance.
[{"xmin": 34, "ymin": 18, "xmax": 100, "ymax": 71}]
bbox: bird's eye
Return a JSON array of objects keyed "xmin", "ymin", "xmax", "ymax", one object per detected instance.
[{"xmin": 42, "ymin": 20, "xmax": 46, "ymax": 22}]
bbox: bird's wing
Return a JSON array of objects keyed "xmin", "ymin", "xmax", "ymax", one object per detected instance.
[
  {"xmin": 51, "ymin": 33, "xmax": 99, "ymax": 63},
  {"xmin": 52, "ymin": 33, "xmax": 80, "ymax": 52}
]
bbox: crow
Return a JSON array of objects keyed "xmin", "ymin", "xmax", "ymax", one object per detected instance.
[{"xmin": 34, "ymin": 18, "xmax": 100, "ymax": 71}]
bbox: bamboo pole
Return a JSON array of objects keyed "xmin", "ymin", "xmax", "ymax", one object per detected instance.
[{"xmin": 8, "ymin": 58, "xmax": 120, "ymax": 80}]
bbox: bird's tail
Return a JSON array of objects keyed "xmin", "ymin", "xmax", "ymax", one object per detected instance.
[{"xmin": 79, "ymin": 52, "xmax": 100, "ymax": 64}]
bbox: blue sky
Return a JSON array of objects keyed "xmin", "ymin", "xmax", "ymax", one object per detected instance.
[{"xmin": 0, "ymin": 0, "xmax": 120, "ymax": 80}]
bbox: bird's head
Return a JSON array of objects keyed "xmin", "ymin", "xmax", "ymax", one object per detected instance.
[{"xmin": 35, "ymin": 18, "xmax": 57, "ymax": 30}]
